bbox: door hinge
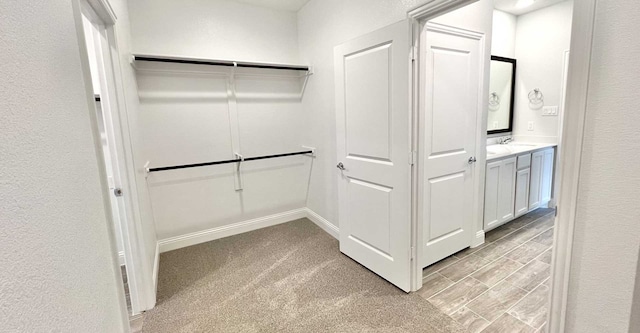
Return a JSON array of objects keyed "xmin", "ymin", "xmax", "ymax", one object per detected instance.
[
  {"xmin": 410, "ymin": 246, "xmax": 415, "ymax": 261},
  {"xmin": 555, "ymin": 206, "xmax": 558, "ymax": 217},
  {"xmin": 411, "ymin": 45, "xmax": 418, "ymax": 61},
  {"xmin": 409, "ymin": 151, "xmax": 417, "ymax": 165}
]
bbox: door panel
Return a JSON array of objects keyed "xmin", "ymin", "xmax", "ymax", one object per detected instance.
[
  {"xmin": 498, "ymin": 157, "xmax": 516, "ymax": 222},
  {"xmin": 541, "ymin": 149, "xmax": 555, "ymax": 204},
  {"xmin": 345, "ymin": 44, "xmax": 392, "ymax": 161},
  {"xmin": 335, "ymin": 20, "xmax": 411, "ymax": 292},
  {"xmin": 529, "ymin": 151, "xmax": 543, "ymax": 210},
  {"xmin": 515, "ymin": 168, "xmax": 531, "ymax": 218},
  {"xmin": 484, "ymin": 161, "xmax": 501, "ymax": 228},
  {"xmin": 420, "ymin": 23, "xmax": 482, "ymax": 268}
]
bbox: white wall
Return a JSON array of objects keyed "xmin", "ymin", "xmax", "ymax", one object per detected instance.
[
  {"xmin": 128, "ymin": 0, "xmax": 309, "ymax": 242},
  {"xmin": 128, "ymin": 0, "xmax": 300, "ymax": 64},
  {"xmin": 565, "ymin": 0, "xmax": 640, "ymax": 331},
  {"xmin": 491, "ymin": 10, "xmax": 516, "ymax": 58},
  {"xmin": 0, "ymin": 1, "xmax": 127, "ymax": 331},
  {"xmin": 512, "ymin": 1, "xmax": 573, "ymax": 142},
  {"xmin": 297, "ymin": 0, "xmax": 494, "ymax": 228}
]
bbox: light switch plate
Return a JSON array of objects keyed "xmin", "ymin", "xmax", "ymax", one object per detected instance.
[
  {"xmin": 527, "ymin": 121, "xmax": 534, "ymax": 131},
  {"xmin": 543, "ymin": 106, "xmax": 559, "ymax": 116}
]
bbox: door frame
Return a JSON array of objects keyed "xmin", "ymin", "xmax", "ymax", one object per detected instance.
[
  {"xmin": 408, "ymin": 0, "xmax": 486, "ymax": 292},
  {"xmin": 407, "ymin": 1, "xmax": 597, "ymax": 332},
  {"xmin": 72, "ymin": 0, "xmax": 157, "ymax": 315}
]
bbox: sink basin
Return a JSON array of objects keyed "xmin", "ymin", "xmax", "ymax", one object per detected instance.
[
  {"xmin": 486, "ymin": 142, "xmax": 545, "ymax": 158},
  {"xmin": 506, "ymin": 143, "xmax": 538, "ymax": 147},
  {"xmin": 486, "ymin": 145, "xmax": 515, "ymax": 155}
]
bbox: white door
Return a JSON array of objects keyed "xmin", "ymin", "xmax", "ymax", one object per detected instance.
[
  {"xmin": 497, "ymin": 156, "xmax": 516, "ymax": 223},
  {"xmin": 81, "ymin": 2, "xmax": 156, "ymax": 313},
  {"xmin": 335, "ymin": 20, "xmax": 412, "ymax": 292},
  {"xmin": 529, "ymin": 150, "xmax": 544, "ymax": 210},
  {"xmin": 420, "ymin": 23, "xmax": 482, "ymax": 267}
]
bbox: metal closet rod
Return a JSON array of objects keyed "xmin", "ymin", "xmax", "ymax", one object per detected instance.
[
  {"xmin": 148, "ymin": 150, "xmax": 313, "ymax": 173},
  {"xmin": 133, "ymin": 55, "xmax": 310, "ymax": 72}
]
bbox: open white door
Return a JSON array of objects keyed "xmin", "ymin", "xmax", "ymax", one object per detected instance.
[
  {"xmin": 419, "ymin": 23, "xmax": 482, "ymax": 268},
  {"xmin": 334, "ymin": 20, "xmax": 412, "ymax": 292},
  {"xmin": 80, "ymin": 1, "xmax": 157, "ymax": 313}
]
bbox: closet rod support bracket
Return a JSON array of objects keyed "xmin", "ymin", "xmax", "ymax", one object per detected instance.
[{"xmin": 302, "ymin": 146, "xmax": 316, "ymax": 157}]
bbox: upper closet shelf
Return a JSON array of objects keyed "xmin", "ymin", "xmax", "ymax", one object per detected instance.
[{"xmin": 132, "ymin": 54, "xmax": 312, "ymax": 73}]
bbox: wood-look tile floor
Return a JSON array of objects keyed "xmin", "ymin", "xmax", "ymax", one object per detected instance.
[{"xmin": 419, "ymin": 208, "xmax": 555, "ymax": 333}]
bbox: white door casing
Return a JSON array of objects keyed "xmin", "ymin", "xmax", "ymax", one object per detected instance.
[
  {"xmin": 419, "ymin": 22, "xmax": 483, "ymax": 268},
  {"xmin": 334, "ymin": 20, "xmax": 412, "ymax": 292}
]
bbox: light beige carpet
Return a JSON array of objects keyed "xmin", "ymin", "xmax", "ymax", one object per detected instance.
[{"xmin": 142, "ymin": 219, "xmax": 465, "ymax": 333}]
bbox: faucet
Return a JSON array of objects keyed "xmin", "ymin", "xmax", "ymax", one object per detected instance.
[{"xmin": 499, "ymin": 136, "xmax": 513, "ymax": 144}]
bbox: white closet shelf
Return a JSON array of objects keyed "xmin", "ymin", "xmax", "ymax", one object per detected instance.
[{"xmin": 131, "ymin": 54, "xmax": 312, "ymax": 73}]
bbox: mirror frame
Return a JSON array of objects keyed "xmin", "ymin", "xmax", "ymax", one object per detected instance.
[{"xmin": 488, "ymin": 55, "xmax": 517, "ymax": 135}]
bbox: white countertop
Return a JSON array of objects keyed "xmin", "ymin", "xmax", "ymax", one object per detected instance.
[{"xmin": 486, "ymin": 142, "xmax": 557, "ymax": 161}]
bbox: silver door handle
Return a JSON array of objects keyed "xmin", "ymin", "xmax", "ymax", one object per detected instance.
[
  {"xmin": 468, "ymin": 157, "xmax": 477, "ymax": 164},
  {"xmin": 336, "ymin": 162, "xmax": 345, "ymax": 170}
]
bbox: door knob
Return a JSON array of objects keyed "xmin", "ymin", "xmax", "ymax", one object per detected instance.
[
  {"xmin": 336, "ymin": 162, "xmax": 345, "ymax": 170},
  {"xmin": 468, "ymin": 157, "xmax": 477, "ymax": 164},
  {"xmin": 114, "ymin": 188, "xmax": 123, "ymax": 197}
]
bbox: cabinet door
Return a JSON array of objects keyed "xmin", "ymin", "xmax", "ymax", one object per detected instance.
[
  {"xmin": 541, "ymin": 148, "xmax": 555, "ymax": 205},
  {"xmin": 515, "ymin": 168, "xmax": 531, "ymax": 218},
  {"xmin": 529, "ymin": 151, "xmax": 544, "ymax": 210},
  {"xmin": 498, "ymin": 157, "xmax": 517, "ymax": 223},
  {"xmin": 484, "ymin": 160, "xmax": 501, "ymax": 229}
]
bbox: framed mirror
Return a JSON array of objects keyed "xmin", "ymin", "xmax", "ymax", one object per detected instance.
[{"xmin": 488, "ymin": 56, "xmax": 516, "ymax": 134}]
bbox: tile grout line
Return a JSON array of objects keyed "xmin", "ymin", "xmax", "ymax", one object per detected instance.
[
  {"xmin": 425, "ymin": 216, "xmax": 555, "ymax": 330},
  {"xmin": 422, "ymin": 211, "xmax": 555, "ymax": 324},
  {"xmin": 426, "ymin": 224, "xmax": 553, "ymax": 303},
  {"xmin": 500, "ymin": 277, "xmax": 552, "ymax": 331},
  {"xmin": 455, "ymin": 252, "xmax": 552, "ymax": 331},
  {"xmin": 452, "ymin": 231, "xmax": 553, "ymax": 316},
  {"xmin": 450, "ymin": 210, "xmax": 553, "ymax": 260}
]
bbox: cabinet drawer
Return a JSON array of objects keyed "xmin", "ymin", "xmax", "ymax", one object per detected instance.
[{"xmin": 517, "ymin": 153, "xmax": 531, "ymax": 170}]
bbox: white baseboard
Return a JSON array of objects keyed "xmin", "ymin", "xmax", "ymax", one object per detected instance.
[
  {"xmin": 305, "ymin": 208, "xmax": 339, "ymax": 240},
  {"xmin": 118, "ymin": 251, "xmax": 126, "ymax": 266},
  {"xmin": 158, "ymin": 208, "xmax": 307, "ymax": 253}
]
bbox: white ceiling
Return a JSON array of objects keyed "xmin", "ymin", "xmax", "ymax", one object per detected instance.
[
  {"xmin": 493, "ymin": 0, "xmax": 567, "ymax": 16},
  {"xmin": 231, "ymin": 0, "xmax": 311, "ymax": 12}
]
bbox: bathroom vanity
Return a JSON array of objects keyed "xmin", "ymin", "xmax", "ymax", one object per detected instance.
[{"xmin": 484, "ymin": 143, "xmax": 556, "ymax": 230}]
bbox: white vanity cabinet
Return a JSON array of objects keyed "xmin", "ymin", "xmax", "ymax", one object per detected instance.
[
  {"xmin": 484, "ymin": 146, "xmax": 555, "ymax": 230},
  {"xmin": 484, "ymin": 156, "xmax": 516, "ymax": 230}
]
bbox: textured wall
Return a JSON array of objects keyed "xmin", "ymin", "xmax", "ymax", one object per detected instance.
[
  {"xmin": 0, "ymin": 1, "xmax": 127, "ymax": 331},
  {"xmin": 128, "ymin": 0, "xmax": 300, "ymax": 64},
  {"xmin": 297, "ymin": 0, "xmax": 493, "ymax": 227},
  {"xmin": 565, "ymin": 0, "xmax": 640, "ymax": 331}
]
